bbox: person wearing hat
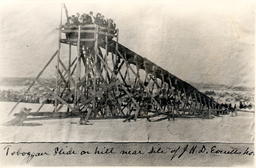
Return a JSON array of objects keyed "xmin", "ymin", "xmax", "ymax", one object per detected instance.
[
  {"xmin": 79, "ymin": 13, "xmax": 85, "ymax": 24},
  {"xmin": 89, "ymin": 11, "xmax": 95, "ymax": 23},
  {"xmin": 95, "ymin": 13, "xmax": 101, "ymax": 25},
  {"xmin": 107, "ymin": 19, "xmax": 117, "ymax": 41},
  {"xmin": 65, "ymin": 17, "xmax": 73, "ymax": 39},
  {"xmin": 100, "ymin": 15, "xmax": 107, "ymax": 27},
  {"xmin": 84, "ymin": 14, "xmax": 92, "ymax": 24},
  {"xmin": 71, "ymin": 15, "xmax": 76, "ymax": 23},
  {"xmin": 68, "ymin": 15, "xmax": 77, "ymax": 39},
  {"xmin": 73, "ymin": 12, "xmax": 81, "ymax": 25}
]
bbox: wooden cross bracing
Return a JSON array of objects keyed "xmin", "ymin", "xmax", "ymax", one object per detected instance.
[{"xmin": 8, "ymin": 21, "xmax": 220, "ymax": 123}]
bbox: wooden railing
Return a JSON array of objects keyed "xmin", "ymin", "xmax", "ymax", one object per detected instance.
[{"xmin": 60, "ymin": 24, "xmax": 118, "ymax": 42}]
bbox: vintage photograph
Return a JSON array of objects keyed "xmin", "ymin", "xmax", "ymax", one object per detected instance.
[{"xmin": 0, "ymin": 1, "xmax": 254, "ymax": 166}]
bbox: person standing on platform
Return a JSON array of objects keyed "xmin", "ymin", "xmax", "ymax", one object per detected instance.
[
  {"xmin": 101, "ymin": 15, "xmax": 107, "ymax": 27},
  {"xmin": 95, "ymin": 13, "xmax": 101, "ymax": 25},
  {"xmin": 89, "ymin": 11, "xmax": 95, "ymax": 24},
  {"xmin": 65, "ymin": 17, "xmax": 72, "ymax": 39},
  {"xmin": 74, "ymin": 13, "xmax": 81, "ymax": 25}
]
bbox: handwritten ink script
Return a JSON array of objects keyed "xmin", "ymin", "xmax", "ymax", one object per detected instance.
[{"xmin": 2, "ymin": 143, "xmax": 254, "ymax": 165}]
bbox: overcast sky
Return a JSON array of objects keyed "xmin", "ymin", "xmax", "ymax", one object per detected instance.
[{"xmin": 0, "ymin": 1, "xmax": 254, "ymax": 87}]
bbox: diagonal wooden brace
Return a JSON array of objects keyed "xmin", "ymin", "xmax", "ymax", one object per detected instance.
[{"xmin": 35, "ymin": 79, "xmax": 74, "ymax": 111}]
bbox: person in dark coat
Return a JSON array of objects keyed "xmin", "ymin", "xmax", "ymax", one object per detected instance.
[
  {"xmin": 73, "ymin": 13, "xmax": 80, "ymax": 25},
  {"xmin": 228, "ymin": 103, "xmax": 232, "ymax": 109},
  {"xmin": 85, "ymin": 14, "xmax": 92, "ymax": 24},
  {"xmin": 65, "ymin": 17, "xmax": 72, "ymax": 39},
  {"xmin": 89, "ymin": 11, "xmax": 95, "ymax": 23},
  {"xmin": 239, "ymin": 101, "xmax": 244, "ymax": 109},
  {"xmin": 100, "ymin": 15, "xmax": 107, "ymax": 27},
  {"xmin": 95, "ymin": 13, "xmax": 101, "ymax": 25},
  {"xmin": 107, "ymin": 19, "xmax": 117, "ymax": 41}
]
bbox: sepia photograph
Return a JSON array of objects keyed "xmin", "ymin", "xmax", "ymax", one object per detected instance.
[{"xmin": 0, "ymin": 0, "xmax": 254, "ymax": 166}]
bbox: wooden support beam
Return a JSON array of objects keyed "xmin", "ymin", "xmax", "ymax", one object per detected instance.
[
  {"xmin": 123, "ymin": 66, "xmax": 129, "ymax": 85},
  {"xmin": 61, "ymin": 24, "xmax": 96, "ymax": 28},
  {"xmin": 59, "ymin": 57, "xmax": 76, "ymax": 85},
  {"xmin": 93, "ymin": 25, "xmax": 99, "ymax": 113},
  {"xmin": 74, "ymin": 25, "xmax": 81, "ymax": 107},
  {"xmin": 116, "ymin": 60, "xmax": 125, "ymax": 75},
  {"xmin": 55, "ymin": 4, "xmax": 62, "ymax": 112},
  {"xmin": 116, "ymin": 29, "xmax": 119, "ymax": 51},
  {"xmin": 160, "ymin": 73, "xmax": 164, "ymax": 89},
  {"xmin": 148, "ymin": 75, "xmax": 161, "ymax": 91},
  {"xmin": 117, "ymin": 70, "xmax": 128, "ymax": 87},
  {"xmin": 132, "ymin": 55, "xmax": 139, "ymax": 89},
  {"xmin": 55, "ymin": 68, "xmax": 69, "ymax": 105},
  {"xmin": 198, "ymin": 92, "xmax": 203, "ymax": 112},
  {"xmin": 61, "ymin": 39, "xmax": 95, "ymax": 42},
  {"xmin": 116, "ymin": 50, "xmax": 164, "ymax": 113},
  {"xmin": 193, "ymin": 92, "xmax": 198, "ymax": 112},
  {"xmin": 61, "ymin": 30, "xmax": 96, "ymax": 33},
  {"xmin": 98, "ymin": 31, "xmax": 117, "ymax": 37},
  {"xmin": 57, "ymin": 68, "xmax": 68, "ymax": 86},
  {"xmin": 146, "ymin": 65, "xmax": 161, "ymax": 91},
  {"xmin": 207, "ymin": 97, "xmax": 211, "ymax": 119},
  {"xmin": 96, "ymin": 53, "xmax": 140, "ymax": 119},
  {"xmin": 36, "ymin": 79, "xmax": 74, "ymax": 111},
  {"xmin": 36, "ymin": 62, "xmax": 73, "ymax": 113},
  {"xmin": 70, "ymin": 57, "xmax": 78, "ymax": 67},
  {"xmin": 68, "ymin": 44, "xmax": 72, "ymax": 89},
  {"xmin": 80, "ymin": 80, "xmax": 120, "ymax": 105},
  {"xmin": 8, "ymin": 50, "xmax": 58, "ymax": 116},
  {"xmin": 91, "ymin": 53, "xmax": 126, "ymax": 117},
  {"xmin": 167, "ymin": 76, "xmax": 175, "ymax": 120},
  {"xmin": 124, "ymin": 51, "xmax": 132, "ymax": 86}
]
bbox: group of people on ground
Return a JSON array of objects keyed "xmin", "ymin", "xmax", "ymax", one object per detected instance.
[
  {"xmin": 239, "ymin": 101, "xmax": 252, "ymax": 109},
  {"xmin": 218, "ymin": 103, "xmax": 236, "ymax": 109},
  {"xmin": 215, "ymin": 103, "xmax": 237, "ymax": 116},
  {"xmin": 64, "ymin": 11, "xmax": 117, "ymax": 42}
]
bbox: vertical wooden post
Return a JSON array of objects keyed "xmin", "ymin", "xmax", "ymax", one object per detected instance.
[
  {"xmin": 77, "ymin": 26, "xmax": 81, "ymax": 80},
  {"xmin": 78, "ymin": 27, "xmax": 82, "ymax": 105},
  {"xmin": 103, "ymin": 21, "xmax": 110, "ymax": 83},
  {"xmin": 93, "ymin": 25, "xmax": 99, "ymax": 113},
  {"xmin": 135, "ymin": 55, "xmax": 140, "ymax": 88},
  {"xmin": 124, "ymin": 51, "xmax": 131, "ymax": 86},
  {"xmin": 55, "ymin": 3, "xmax": 62, "ymax": 112},
  {"xmin": 203, "ymin": 96, "xmax": 207, "ymax": 119},
  {"xmin": 105, "ymin": 32, "xmax": 108, "ymax": 55},
  {"xmin": 67, "ymin": 44, "xmax": 71, "ymax": 112},
  {"xmin": 193, "ymin": 91, "xmax": 199, "ymax": 114},
  {"xmin": 8, "ymin": 51, "xmax": 58, "ymax": 115},
  {"xmin": 188, "ymin": 93, "xmax": 193, "ymax": 113},
  {"xmin": 105, "ymin": 31, "xmax": 108, "ymax": 82},
  {"xmin": 168, "ymin": 76, "xmax": 175, "ymax": 121},
  {"xmin": 143, "ymin": 62, "xmax": 149, "ymax": 85},
  {"xmin": 198, "ymin": 93, "xmax": 202, "ymax": 114},
  {"xmin": 74, "ymin": 25, "xmax": 81, "ymax": 109},
  {"xmin": 68, "ymin": 44, "xmax": 71, "ymax": 89},
  {"xmin": 116, "ymin": 29, "xmax": 119, "ymax": 51},
  {"xmin": 208, "ymin": 99, "xmax": 211, "ymax": 119},
  {"xmin": 84, "ymin": 47, "xmax": 88, "ymax": 99},
  {"xmin": 113, "ymin": 30, "xmax": 118, "ymax": 85},
  {"xmin": 161, "ymin": 73, "xmax": 165, "ymax": 111},
  {"xmin": 182, "ymin": 87, "xmax": 188, "ymax": 114},
  {"xmin": 161, "ymin": 73, "xmax": 165, "ymax": 90}
]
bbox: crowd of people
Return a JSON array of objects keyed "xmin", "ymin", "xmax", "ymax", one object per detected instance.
[
  {"xmin": 239, "ymin": 101, "xmax": 252, "ymax": 109},
  {"xmin": 64, "ymin": 11, "xmax": 117, "ymax": 42}
]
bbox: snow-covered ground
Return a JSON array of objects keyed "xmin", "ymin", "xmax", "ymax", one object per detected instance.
[{"xmin": 0, "ymin": 102, "xmax": 254, "ymax": 143}]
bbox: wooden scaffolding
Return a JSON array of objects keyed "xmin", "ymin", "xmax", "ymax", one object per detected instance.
[{"xmin": 8, "ymin": 4, "xmax": 220, "ymax": 122}]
